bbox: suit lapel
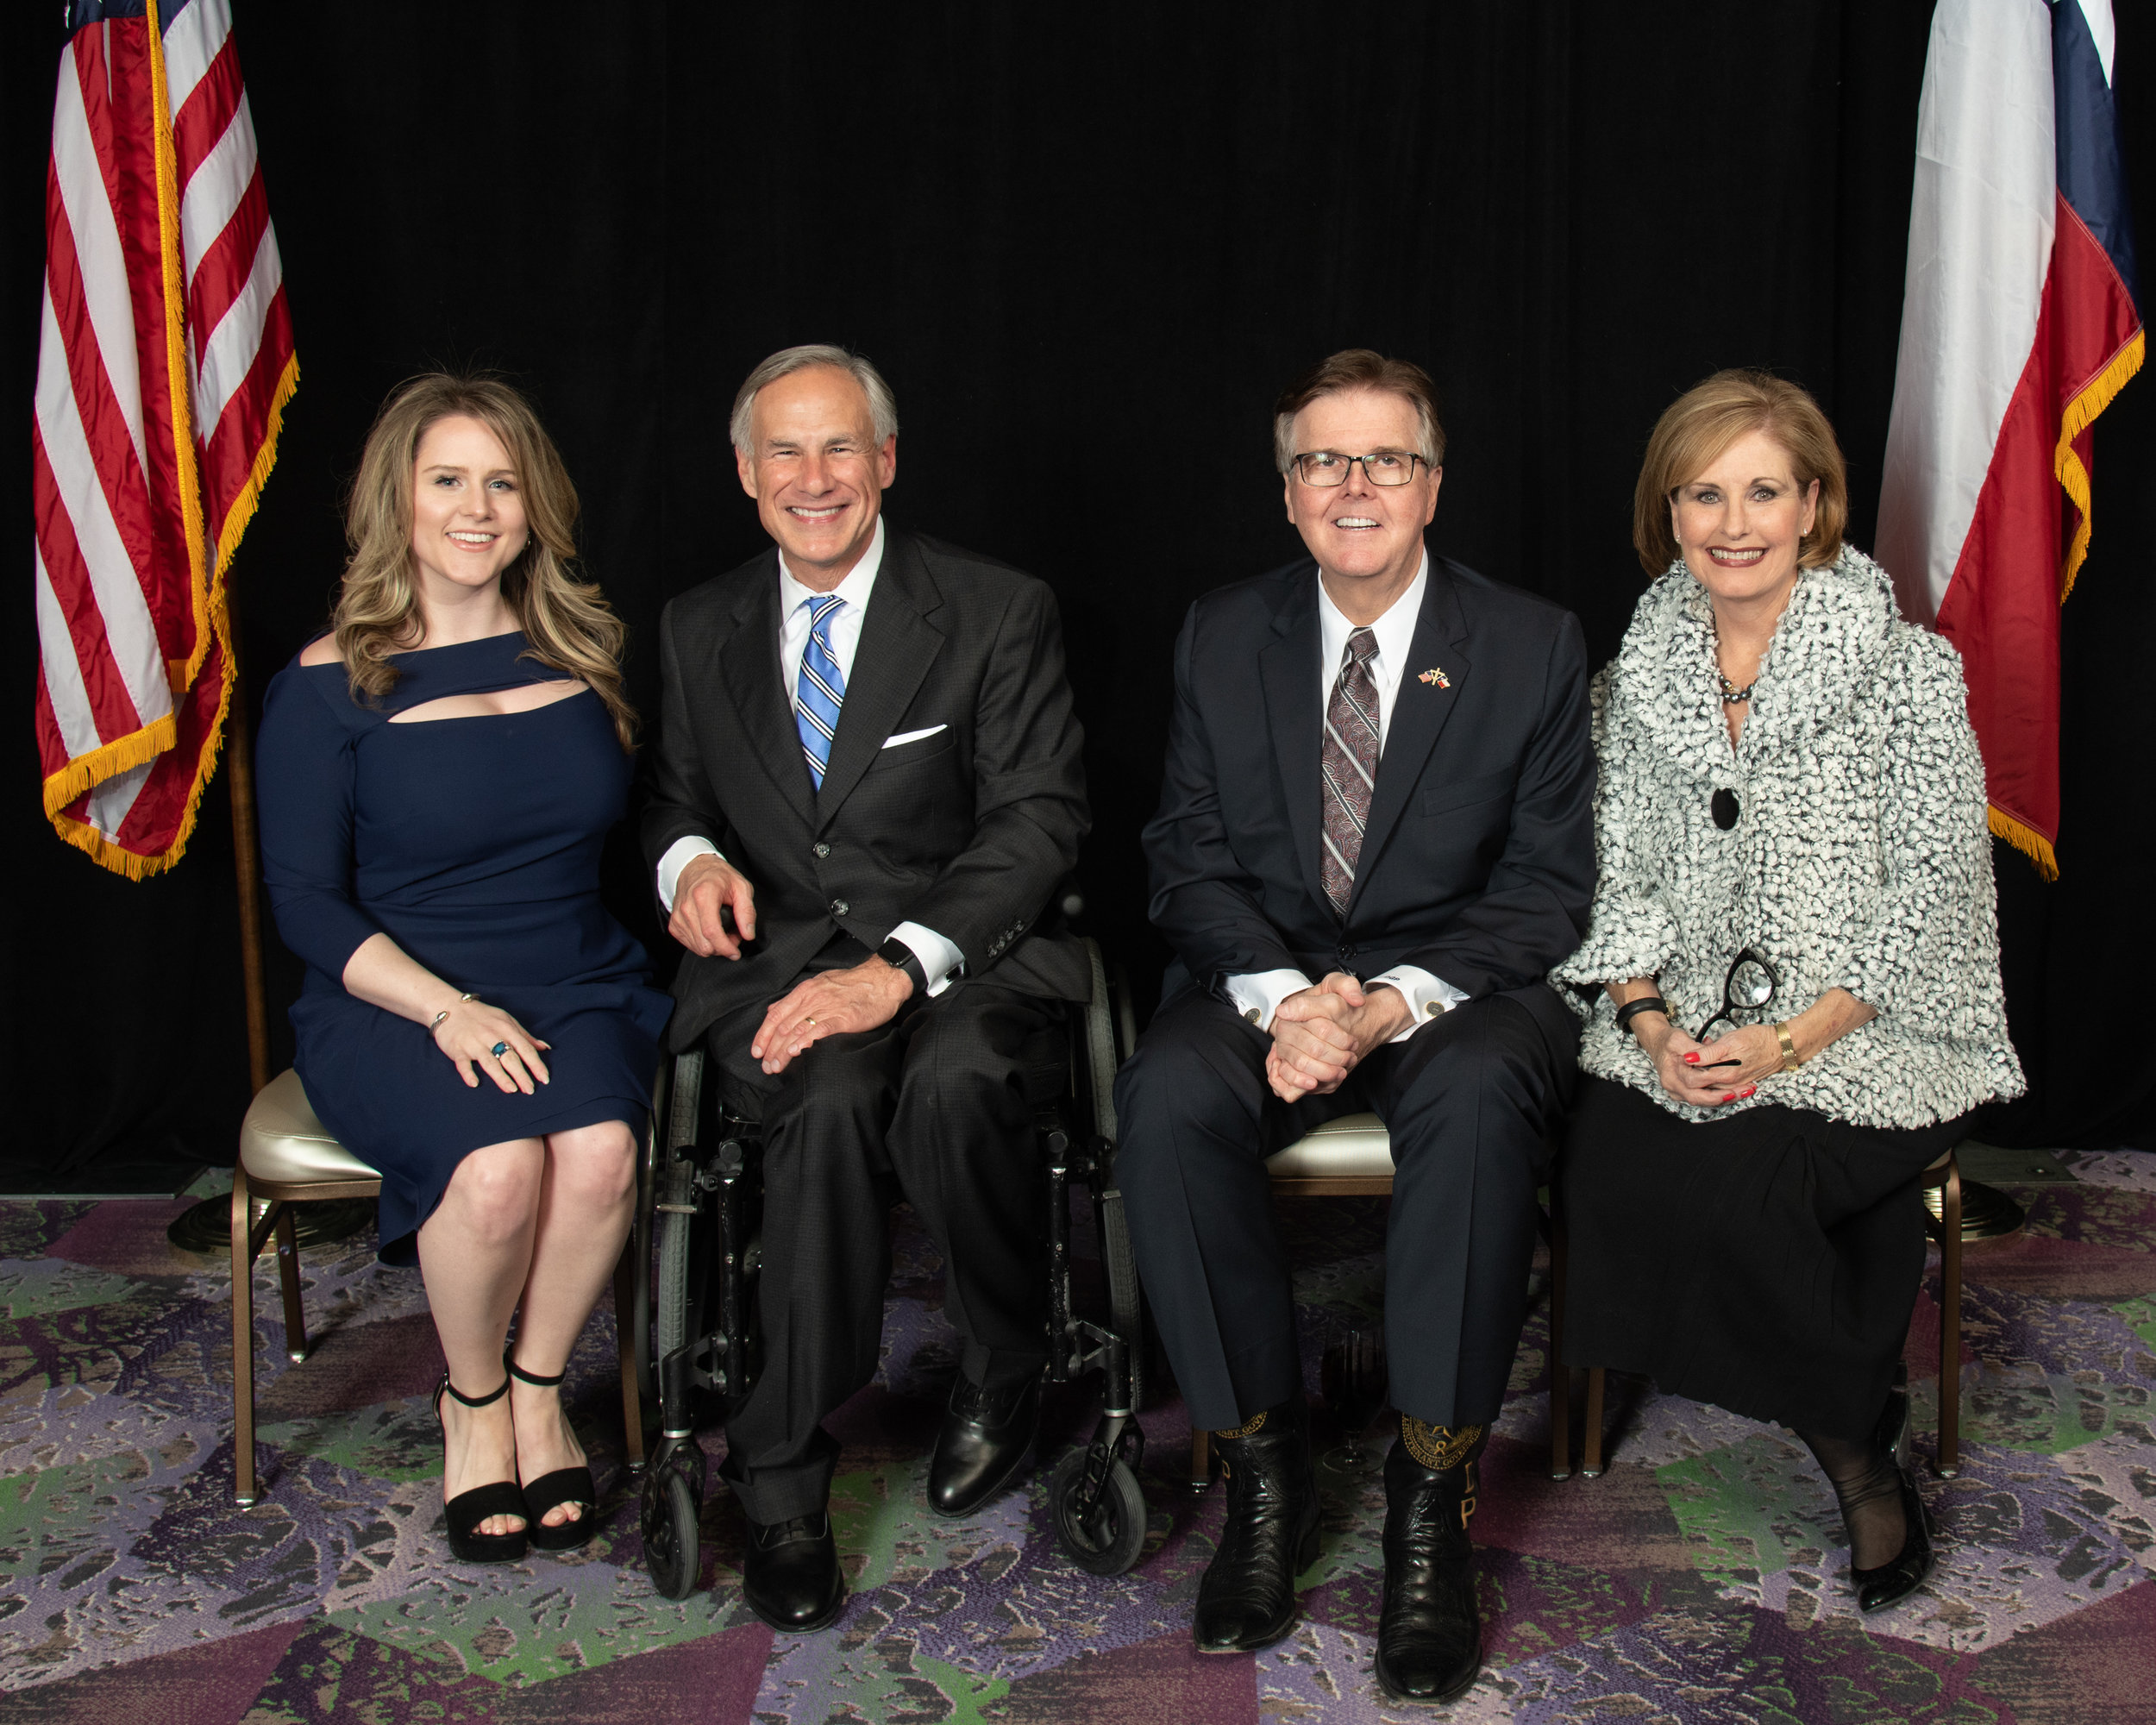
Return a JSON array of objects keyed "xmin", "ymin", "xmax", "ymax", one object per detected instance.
[
  {"xmin": 812, "ymin": 530, "xmax": 946, "ymax": 831},
  {"xmin": 718, "ymin": 552, "xmax": 816, "ymax": 827},
  {"xmin": 1257, "ymin": 569, "xmax": 1329, "ymax": 918},
  {"xmin": 1349, "ymin": 561, "xmax": 1472, "ymax": 916}
]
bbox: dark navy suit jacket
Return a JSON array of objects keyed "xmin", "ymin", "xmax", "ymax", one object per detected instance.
[{"xmin": 1144, "ymin": 550, "xmax": 1596, "ymax": 1009}]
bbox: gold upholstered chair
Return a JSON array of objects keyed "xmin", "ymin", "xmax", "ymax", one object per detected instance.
[
  {"xmin": 229, "ymin": 1069, "xmax": 644, "ymax": 1505},
  {"xmin": 1549, "ymin": 1147, "xmax": 1969, "ymax": 1480},
  {"xmin": 1187, "ymin": 1112, "xmax": 1398, "ymax": 1486}
]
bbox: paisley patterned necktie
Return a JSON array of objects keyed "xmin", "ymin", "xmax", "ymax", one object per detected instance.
[
  {"xmin": 1320, "ymin": 626, "xmax": 1382, "ymax": 916},
  {"xmin": 794, "ymin": 593, "xmax": 847, "ymax": 790}
]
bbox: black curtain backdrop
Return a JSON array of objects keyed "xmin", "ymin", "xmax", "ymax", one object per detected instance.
[{"xmin": 3, "ymin": 3, "xmax": 2149, "ymax": 1177}]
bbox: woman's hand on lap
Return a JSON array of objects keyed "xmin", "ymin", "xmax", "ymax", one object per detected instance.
[
  {"xmin": 1638, "ymin": 1017, "xmax": 1761, "ymax": 1109},
  {"xmin": 433, "ymin": 999, "xmax": 551, "ymax": 1094}
]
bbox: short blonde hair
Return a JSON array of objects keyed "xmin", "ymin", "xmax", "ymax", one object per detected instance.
[
  {"xmin": 335, "ymin": 373, "xmax": 636, "ymax": 750},
  {"xmin": 1272, "ymin": 349, "xmax": 1445, "ymax": 474},
  {"xmin": 1632, "ymin": 369, "xmax": 1847, "ymax": 575}
]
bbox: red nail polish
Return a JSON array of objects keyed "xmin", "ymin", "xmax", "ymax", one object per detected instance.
[
  {"xmin": 1721, "ymin": 1093, "xmax": 1736, "ymax": 1103},
  {"xmin": 1741, "ymin": 1085, "xmax": 1757, "ymax": 1098},
  {"xmin": 1683, "ymin": 1053, "xmax": 1699, "ymax": 1064}
]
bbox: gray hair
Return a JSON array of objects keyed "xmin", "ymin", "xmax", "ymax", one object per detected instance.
[{"xmin": 729, "ymin": 343, "xmax": 899, "ymax": 454}]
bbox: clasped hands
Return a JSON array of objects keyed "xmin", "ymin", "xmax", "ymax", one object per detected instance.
[
  {"xmin": 1636, "ymin": 1016, "xmax": 1780, "ymax": 1108},
  {"xmin": 1263, "ymin": 973, "xmax": 1413, "ymax": 1103},
  {"xmin": 671, "ymin": 853, "xmax": 913, "ymax": 1076}
]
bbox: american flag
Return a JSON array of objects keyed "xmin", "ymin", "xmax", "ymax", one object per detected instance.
[{"xmin": 34, "ymin": 0, "xmax": 296, "ymax": 877}]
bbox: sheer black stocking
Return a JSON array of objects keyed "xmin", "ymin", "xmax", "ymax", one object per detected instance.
[{"xmin": 1798, "ymin": 1427, "xmax": 1907, "ymax": 1570}]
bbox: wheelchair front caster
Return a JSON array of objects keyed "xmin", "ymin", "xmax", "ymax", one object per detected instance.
[
  {"xmin": 1048, "ymin": 1446, "xmax": 1147, "ymax": 1576},
  {"xmin": 641, "ymin": 1447, "xmax": 704, "ymax": 1599}
]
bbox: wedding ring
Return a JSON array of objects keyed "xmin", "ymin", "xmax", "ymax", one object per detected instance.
[{"xmin": 491, "ymin": 1041, "xmax": 510, "ymax": 1057}]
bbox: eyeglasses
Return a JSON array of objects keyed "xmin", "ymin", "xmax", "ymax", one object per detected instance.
[
  {"xmin": 1291, "ymin": 450, "xmax": 1426, "ymax": 487},
  {"xmin": 1695, "ymin": 948, "xmax": 1779, "ymax": 1045}
]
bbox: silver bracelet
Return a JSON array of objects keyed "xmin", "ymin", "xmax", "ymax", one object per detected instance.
[{"xmin": 429, "ymin": 993, "xmax": 477, "ymax": 1035}]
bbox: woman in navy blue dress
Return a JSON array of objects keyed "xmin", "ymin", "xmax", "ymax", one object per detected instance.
[{"xmin": 257, "ymin": 375, "xmax": 671, "ymax": 1564}]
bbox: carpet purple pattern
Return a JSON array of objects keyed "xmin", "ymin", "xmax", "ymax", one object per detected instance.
[{"xmin": 3, "ymin": 1150, "xmax": 2155, "ymax": 1722}]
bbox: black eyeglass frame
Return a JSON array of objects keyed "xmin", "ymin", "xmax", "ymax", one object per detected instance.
[
  {"xmin": 1289, "ymin": 449, "xmax": 1429, "ymax": 488},
  {"xmin": 1695, "ymin": 947, "xmax": 1780, "ymax": 1044}
]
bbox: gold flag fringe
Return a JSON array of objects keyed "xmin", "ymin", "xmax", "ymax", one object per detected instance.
[
  {"xmin": 1990, "ymin": 802, "xmax": 2059, "ymax": 881},
  {"xmin": 2054, "ymin": 326, "xmax": 2144, "ymax": 603}
]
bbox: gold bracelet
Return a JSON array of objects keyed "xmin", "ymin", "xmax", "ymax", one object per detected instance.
[{"xmin": 1775, "ymin": 1021, "xmax": 1802, "ymax": 1071}]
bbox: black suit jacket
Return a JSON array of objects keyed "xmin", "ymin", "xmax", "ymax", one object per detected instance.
[
  {"xmin": 1144, "ymin": 552, "xmax": 1595, "ymax": 1001},
  {"xmin": 642, "ymin": 527, "xmax": 1092, "ymax": 1051}
]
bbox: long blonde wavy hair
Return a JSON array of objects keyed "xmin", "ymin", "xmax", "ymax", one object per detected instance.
[{"xmin": 333, "ymin": 373, "xmax": 636, "ymax": 750}]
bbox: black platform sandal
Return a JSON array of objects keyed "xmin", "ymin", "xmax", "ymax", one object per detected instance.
[
  {"xmin": 433, "ymin": 1374, "xmax": 529, "ymax": 1565},
  {"xmin": 506, "ymin": 1354, "xmax": 598, "ymax": 1552}
]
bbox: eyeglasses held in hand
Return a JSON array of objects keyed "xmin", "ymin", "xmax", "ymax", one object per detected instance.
[
  {"xmin": 1695, "ymin": 949, "xmax": 1779, "ymax": 1063},
  {"xmin": 1291, "ymin": 449, "xmax": 1427, "ymax": 486}
]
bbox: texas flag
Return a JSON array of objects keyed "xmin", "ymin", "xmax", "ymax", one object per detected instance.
[{"xmin": 1877, "ymin": 0, "xmax": 2140, "ymax": 879}]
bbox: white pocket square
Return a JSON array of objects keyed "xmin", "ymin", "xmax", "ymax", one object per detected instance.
[{"xmin": 881, "ymin": 724, "xmax": 948, "ymax": 750}]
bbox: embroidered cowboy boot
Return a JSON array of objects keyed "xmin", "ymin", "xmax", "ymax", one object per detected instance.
[
  {"xmin": 1374, "ymin": 1415, "xmax": 1488, "ymax": 1704},
  {"xmin": 1193, "ymin": 1397, "xmax": 1321, "ymax": 1653}
]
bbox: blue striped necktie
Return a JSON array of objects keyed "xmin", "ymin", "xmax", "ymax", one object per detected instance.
[{"xmin": 794, "ymin": 593, "xmax": 847, "ymax": 789}]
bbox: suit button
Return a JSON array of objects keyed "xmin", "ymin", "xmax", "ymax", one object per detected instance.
[
  {"xmin": 830, "ymin": 899, "xmax": 849, "ymax": 917},
  {"xmin": 1340, "ymin": 944, "xmax": 1358, "ymax": 959},
  {"xmin": 813, "ymin": 843, "xmax": 830, "ymax": 858}
]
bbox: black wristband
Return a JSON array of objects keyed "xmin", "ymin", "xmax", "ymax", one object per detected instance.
[
  {"xmin": 877, "ymin": 938, "xmax": 927, "ymax": 993},
  {"xmin": 1614, "ymin": 996, "xmax": 1670, "ymax": 1036}
]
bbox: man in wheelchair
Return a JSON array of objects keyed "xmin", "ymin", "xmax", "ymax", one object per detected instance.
[{"xmin": 643, "ymin": 345, "xmax": 1091, "ymax": 1632}]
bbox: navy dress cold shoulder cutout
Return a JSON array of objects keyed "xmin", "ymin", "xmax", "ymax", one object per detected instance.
[{"xmin": 256, "ymin": 630, "xmax": 673, "ymax": 1264}]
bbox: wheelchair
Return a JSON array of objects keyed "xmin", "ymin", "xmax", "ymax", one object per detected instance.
[{"xmin": 628, "ymin": 934, "xmax": 1150, "ymax": 1598}]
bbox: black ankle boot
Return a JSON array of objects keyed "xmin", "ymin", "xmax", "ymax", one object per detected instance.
[
  {"xmin": 1193, "ymin": 1397, "xmax": 1320, "ymax": 1653},
  {"xmin": 1374, "ymin": 1417, "xmax": 1487, "ymax": 1705}
]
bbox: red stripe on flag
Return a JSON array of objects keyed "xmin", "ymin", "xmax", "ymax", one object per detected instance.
[
  {"xmin": 31, "ymin": 421, "xmax": 145, "ymax": 749},
  {"xmin": 201, "ymin": 281, "xmax": 292, "ymax": 538},
  {"xmin": 185, "ymin": 161, "xmax": 266, "ymax": 354},
  {"xmin": 109, "ymin": 643, "xmax": 229, "ymax": 855},
  {"xmin": 66, "ymin": 29, "xmax": 128, "ymax": 216},
  {"xmin": 43, "ymin": 172, "xmax": 158, "ymax": 579},
  {"xmin": 171, "ymin": 30, "xmax": 241, "ymax": 179}
]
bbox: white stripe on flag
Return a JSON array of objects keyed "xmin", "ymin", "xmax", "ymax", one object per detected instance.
[
  {"xmin": 160, "ymin": 0, "xmax": 230, "ymax": 117},
  {"xmin": 195, "ymin": 208, "xmax": 279, "ymax": 435},
  {"xmin": 50, "ymin": 51, "xmax": 147, "ymax": 479},
  {"xmin": 177, "ymin": 95, "xmax": 251, "ymax": 285},
  {"xmin": 85, "ymin": 756, "xmax": 154, "ymax": 841},
  {"xmin": 33, "ymin": 543, "xmax": 104, "ymax": 761},
  {"xmin": 1875, "ymin": 0, "xmax": 2056, "ymax": 625},
  {"xmin": 34, "ymin": 287, "xmax": 172, "ymax": 732}
]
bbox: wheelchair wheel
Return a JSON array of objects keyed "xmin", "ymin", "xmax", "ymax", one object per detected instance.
[
  {"xmin": 1049, "ymin": 1447, "xmax": 1146, "ymax": 1576},
  {"xmin": 641, "ymin": 1463, "xmax": 702, "ymax": 1600}
]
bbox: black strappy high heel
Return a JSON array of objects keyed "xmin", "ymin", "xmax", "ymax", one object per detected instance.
[
  {"xmin": 506, "ymin": 1354, "xmax": 598, "ymax": 1552},
  {"xmin": 433, "ymin": 1374, "xmax": 529, "ymax": 1564}
]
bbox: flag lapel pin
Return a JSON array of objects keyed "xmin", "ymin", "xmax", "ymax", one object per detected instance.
[{"xmin": 1418, "ymin": 668, "xmax": 1451, "ymax": 688}]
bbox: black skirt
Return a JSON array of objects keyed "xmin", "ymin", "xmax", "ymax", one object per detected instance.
[{"xmin": 1558, "ymin": 1076, "xmax": 1969, "ymax": 1440}]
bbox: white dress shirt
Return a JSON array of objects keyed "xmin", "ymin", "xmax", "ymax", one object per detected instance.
[
  {"xmin": 1223, "ymin": 551, "xmax": 1467, "ymax": 1039},
  {"xmin": 655, "ymin": 517, "xmax": 965, "ymax": 994}
]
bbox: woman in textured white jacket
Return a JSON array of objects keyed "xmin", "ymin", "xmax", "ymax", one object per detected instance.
[{"xmin": 1551, "ymin": 370, "xmax": 2022, "ymax": 1615}]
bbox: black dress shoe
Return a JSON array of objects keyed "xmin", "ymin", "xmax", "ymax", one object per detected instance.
[
  {"xmin": 1373, "ymin": 1421, "xmax": 1487, "ymax": 1706},
  {"xmin": 1194, "ymin": 1398, "xmax": 1320, "ymax": 1654},
  {"xmin": 1853, "ymin": 1465, "xmax": 1935, "ymax": 1612},
  {"xmin": 927, "ymin": 1371, "xmax": 1042, "ymax": 1518},
  {"xmin": 740, "ymin": 1512, "xmax": 845, "ymax": 1633}
]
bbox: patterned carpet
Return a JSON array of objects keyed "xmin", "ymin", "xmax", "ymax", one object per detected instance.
[{"xmin": 3, "ymin": 1149, "xmax": 2154, "ymax": 1723}]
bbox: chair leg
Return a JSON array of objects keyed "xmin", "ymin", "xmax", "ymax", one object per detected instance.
[
  {"xmin": 273, "ymin": 1202, "xmax": 309, "ymax": 1365},
  {"xmin": 230, "ymin": 1168, "xmax": 259, "ymax": 1506},
  {"xmin": 1190, "ymin": 1425, "xmax": 1213, "ymax": 1493},
  {"xmin": 1938, "ymin": 1157, "xmax": 1963, "ymax": 1478},
  {"xmin": 1582, "ymin": 1369, "xmax": 1607, "ymax": 1477},
  {"xmin": 1547, "ymin": 1202, "xmax": 1572, "ymax": 1480},
  {"xmin": 614, "ymin": 1240, "xmax": 644, "ymax": 1471}
]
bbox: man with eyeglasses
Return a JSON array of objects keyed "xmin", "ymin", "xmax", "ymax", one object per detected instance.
[
  {"xmin": 643, "ymin": 345, "xmax": 1089, "ymax": 1632},
  {"xmin": 1115, "ymin": 349, "xmax": 1595, "ymax": 1703}
]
